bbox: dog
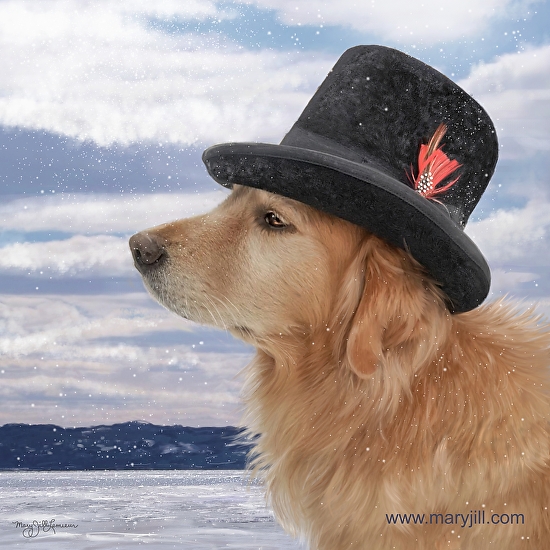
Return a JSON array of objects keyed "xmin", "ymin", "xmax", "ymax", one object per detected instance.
[{"xmin": 130, "ymin": 183, "xmax": 550, "ymax": 549}]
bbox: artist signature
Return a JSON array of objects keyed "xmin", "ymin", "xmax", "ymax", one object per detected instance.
[{"xmin": 12, "ymin": 519, "xmax": 78, "ymax": 538}]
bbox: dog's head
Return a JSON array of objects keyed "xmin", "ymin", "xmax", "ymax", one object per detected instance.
[{"xmin": 130, "ymin": 185, "xmax": 449, "ymax": 378}]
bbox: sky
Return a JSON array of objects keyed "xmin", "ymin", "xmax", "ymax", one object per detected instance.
[{"xmin": 0, "ymin": 0, "xmax": 549, "ymax": 428}]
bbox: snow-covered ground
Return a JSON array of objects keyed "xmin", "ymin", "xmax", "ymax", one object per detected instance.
[{"xmin": 0, "ymin": 471, "xmax": 302, "ymax": 549}]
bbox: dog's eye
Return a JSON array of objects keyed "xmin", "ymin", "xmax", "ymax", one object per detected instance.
[{"xmin": 264, "ymin": 212, "xmax": 287, "ymax": 228}]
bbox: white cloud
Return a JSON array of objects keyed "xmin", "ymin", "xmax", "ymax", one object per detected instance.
[
  {"xmin": 118, "ymin": 0, "xmax": 220, "ymax": 20},
  {"xmin": 489, "ymin": 268, "xmax": 538, "ymax": 295},
  {"xmin": 1, "ymin": 0, "xmax": 544, "ymax": 153},
  {"xmin": 0, "ymin": 0, "xmax": 332, "ymax": 147},
  {"xmin": 467, "ymin": 199, "xmax": 550, "ymax": 299},
  {"xmin": 459, "ymin": 44, "xmax": 550, "ymax": 158},
  {"xmin": 466, "ymin": 200, "xmax": 550, "ymax": 302},
  {"xmin": 0, "ymin": 191, "xmax": 229, "ymax": 276},
  {"xmin": 0, "ymin": 191, "xmax": 228, "ymax": 234},
  {"xmin": 0, "ymin": 234, "xmax": 130, "ymax": 276},
  {"xmin": 467, "ymin": 199, "xmax": 550, "ymax": 265},
  {"xmin": 243, "ymin": 0, "xmax": 536, "ymax": 44},
  {"xmin": 0, "ymin": 293, "xmax": 189, "ymax": 349}
]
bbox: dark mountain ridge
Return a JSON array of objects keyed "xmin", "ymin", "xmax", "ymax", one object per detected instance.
[{"xmin": 0, "ymin": 421, "xmax": 251, "ymax": 470}]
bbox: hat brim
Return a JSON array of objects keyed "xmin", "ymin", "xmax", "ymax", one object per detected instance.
[{"xmin": 202, "ymin": 142, "xmax": 490, "ymax": 313}]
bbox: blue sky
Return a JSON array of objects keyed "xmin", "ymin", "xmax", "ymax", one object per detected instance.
[{"xmin": 0, "ymin": 0, "xmax": 549, "ymax": 427}]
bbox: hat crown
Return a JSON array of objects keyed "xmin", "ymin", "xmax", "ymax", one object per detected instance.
[{"xmin": 281, "ymin": 45, "xmax": 498, "ymax": 227}]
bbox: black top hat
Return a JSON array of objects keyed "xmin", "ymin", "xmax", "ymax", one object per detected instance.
[{"xmin": 202, "ymin": 45, "xmax": 498, "ymax": 313}]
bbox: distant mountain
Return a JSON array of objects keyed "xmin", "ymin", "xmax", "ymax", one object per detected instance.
[{"xmin": 0, "ymin": 421, "xmax": 252, "ymax": 470}]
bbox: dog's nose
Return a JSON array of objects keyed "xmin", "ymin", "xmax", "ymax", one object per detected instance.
[{"xmin": 129, "ymin": 232, "xmax": 166, "ymax": 272}]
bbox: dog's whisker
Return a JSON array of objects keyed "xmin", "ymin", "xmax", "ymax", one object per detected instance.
[
  {"xmin": 208, "ymin": 294, "xmax": 241, "ymax": 328},
  {"xmin": 203, "ymin": 295, "xmax": 230, "ymax": 330}
]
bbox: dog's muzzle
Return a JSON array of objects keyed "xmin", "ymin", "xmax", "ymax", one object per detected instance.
[{"xmin": 129, "ymin": 232, "xmax": 167, "ymax": 274}]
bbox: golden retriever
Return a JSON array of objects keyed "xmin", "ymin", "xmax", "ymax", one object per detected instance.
[{"xmin": 130, "ymin": 184, "xmax": 550, "ymax": 549}]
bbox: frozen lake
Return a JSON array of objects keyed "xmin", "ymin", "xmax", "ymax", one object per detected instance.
[{"xmin": 0, "ymin": 470, "xmax": 302, "ymax": 549}]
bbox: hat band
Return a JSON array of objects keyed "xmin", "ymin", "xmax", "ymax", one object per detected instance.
[
  {"xmin": 280, "ymin": 125, "xmax": 464, "ymax": 227},
  {"xmin": 281, "ymin": 126, "xmax": 404, "ymax": 182}
]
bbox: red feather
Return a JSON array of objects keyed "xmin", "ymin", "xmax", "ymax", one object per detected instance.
[{"xmin": 408, "ymin": 123, "xmax": 461, "ymax": 199}]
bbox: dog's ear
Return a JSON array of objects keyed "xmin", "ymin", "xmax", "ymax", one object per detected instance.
[
  {"xmin": 345, "ymin": 293, "xmax": 382, "ymax": 378},
  {"xmin": 344, "ymin": 238, "xmax": 434, "ymax": 379}
]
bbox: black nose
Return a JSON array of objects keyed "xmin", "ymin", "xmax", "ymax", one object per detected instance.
[{"xmin": 129, "ymin": 232, "xmax": 166, "ymax": 272}]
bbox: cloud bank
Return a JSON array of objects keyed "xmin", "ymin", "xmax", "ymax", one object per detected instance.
[
  {"xmin": 0, "ymin": 0, "xmax": 546, "ymax": 158},
  {"xmin": 0, "ymin": 0, "xmax": 331, "ymax": 147},
  {"xmin": 0, "ymin": 191, "xmax": 228, "ymax": 234},
  {"xmin": 0, "ymin": 191, "xmax": 228, "ymax": 276},
  {"xmin": 0, "ymin": 293, "xmax": 252, "ymax": 426},
  {"xmin": 467, "ymin": 199, "xmax": 550, "ymax": 297},
  {"xmin": 468, "ymin": 200, "xmax": 550, "ymax": 265},
  {"xmin": 459, "ymin": 44, "xmax": 550, "ymax": 158},
  {"xmin": 243, "ymin": 0, "xmax": 535, "ymax": 44}
]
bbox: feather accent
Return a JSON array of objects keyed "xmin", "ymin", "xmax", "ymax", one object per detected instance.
[{"xmin": 408, "ymin": 123, "xmax": 461, "ymax": 199}]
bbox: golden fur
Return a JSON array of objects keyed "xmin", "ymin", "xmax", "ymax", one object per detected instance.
[{"xmin": 134, "ymin": 185, "xmax": 550, "ymax": 549}]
